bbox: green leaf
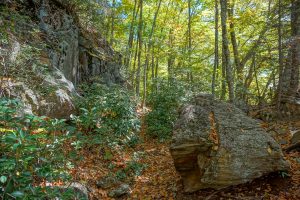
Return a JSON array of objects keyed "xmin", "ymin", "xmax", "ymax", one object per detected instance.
[
  {"xmin": 11, "ymin": 191, "xmax": 24, "ymax": 197},
  {"xmin": 0, "ymin": 175, "xmax": 7, "ymax": 183}
]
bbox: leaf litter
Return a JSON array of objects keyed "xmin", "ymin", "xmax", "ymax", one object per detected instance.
[{"xmin": 69, "ymin": 119, "xmax": 300, "ymax": 200}]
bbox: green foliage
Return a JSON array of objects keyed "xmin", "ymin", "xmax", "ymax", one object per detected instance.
[
  {"xmin": 73, "ymin": 84, "xmax": 140, "ymax": 146},
  {"xmin": 0, "ymin": 98, "xmax": 75, "ymax": 199},
  {"xmin": 115, "ymin": 152, "xmax": 146, "ymax": 181},
  {"xmin": 145, "ymin": 79, "xmax": 191, "ymax": 140}
]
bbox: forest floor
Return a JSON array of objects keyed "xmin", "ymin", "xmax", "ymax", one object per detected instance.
[{"xmin": 70, "ymin": 117, "xmax": 300, "ymax": 200}]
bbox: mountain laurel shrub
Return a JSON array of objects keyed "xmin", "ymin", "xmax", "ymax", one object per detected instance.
[
  {"xmin": 0, "ymin": 98, "xmax": 76, "ymax": 199},
  {"xmin": 145, "ymin": 80, "xmax": 191, "ymax": 140},
  {"xmin": 73, "ymin": 84, "xmax": 140, "ymax": 146}
]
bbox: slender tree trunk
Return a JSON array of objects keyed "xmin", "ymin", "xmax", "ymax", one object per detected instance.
[
  {"xmin": 221, "ymin": 46, "xmax": 226, "ymax": 100},
  {"xmin": 262, "ymin": 69, "xmax": 276, "ymax": 100},
  {"xmin": 145, "ymin": 0, "xmax": 162, "ymax": 72},
  {"xmin": 125, "ymin": 0, "xmax": 138, "ymax": 69},
  {"xmin": 220, "ymin": 0, "xmax": 234, "ymax": 102},
  {"xmin": 131, "ymin": 39, "xmax": 139, "ymax": 87},
  {"xmin": 110, "ymin": 0, "xmax": 116, "ymax": 46},
  {"xmin": 151, "ymin": 44, "xmax": 155, "ymax": 80},
  {"xmin": 188, "ymin": 0, "xmax": 192, "ymax": 83},
  {"xmin": 142, "ymin": 0, "xmax": 162, "ymax": 107},
  {"xmin": 277, "ymin": 0, "xmax": 284, "ymax": 111},
  {"xmin": 212, "ymin": 0, "xmax": 219, "ymax": 98},
  {"xmin": 168, "ymin": 29, "xmax": 175, "ymax": 84},
  {"xmin": 142, "ymin": 43, "xmax": 147, "ymax": 108},
  {"xmin": 243, "ymin": 55, "xmax": 256, "ymax": 99},
  {"xmin": 135, "ymin": 0, "xmax": 143, "ymax": 97},
  {"xmin": 155, "ymin": 55, "xmax": 159, "ymax": 93},
  {"xmin": 253, "ymin": 55, "xmax": 261, "ymax": 104},
  {"xmin": 228, "ymin": 0, "xmax": 242, "ymax": 98}
]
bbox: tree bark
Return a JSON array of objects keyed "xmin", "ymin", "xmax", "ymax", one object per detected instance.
[
  {"xmin": 125, "ymin": 0, "xmax": 138, "ymax": 69},
  {"xmin": 188, "ymin": 0, "xmax": 192, "ymax": 83},
  {"xmin": 289, "ymin": 0, "xmax": 300, "ymax": 95},
  {"xmin": 277, "ymin": 0, "xmax": 284, "ymax": 111},
  {"xmin": 212, "ymin": 0, "xmax": 219, "ymax": 98},
  {"xmin": 135, "ymin": 0, "xmax": 143, "ymax": 97},
  {"xmin": 110, "ymin": 0, "xmax": 116, "ymax": 46},
  {"xmin": 279, "ymin": 0, "xmax": 300, "ymax": 108},
  {"xmin": 220, "ymin": 0, "xmax": 234, "ymax": 102},
  {"xmin": 228, "ymin": 0, "xmax": 242, "ymax": 98}
]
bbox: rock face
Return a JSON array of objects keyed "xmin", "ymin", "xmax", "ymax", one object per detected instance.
[
  {"xmin": 0, "ymin": 0, "xmax": 123, "ymax": 118},
  {"xmin": 34, "ymin": 0, "xmax": 123, "ymax": 86},
  {"xmin": 170, "ymin": 94, "xmax": 289, "ymax": 192}
]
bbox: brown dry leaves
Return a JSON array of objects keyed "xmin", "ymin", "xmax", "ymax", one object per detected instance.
[{"xmin": 69, "ymin": 119, "xmax": 300, "ymax": 200}]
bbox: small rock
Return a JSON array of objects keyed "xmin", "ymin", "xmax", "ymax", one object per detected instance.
[
  {"xmin": 269, "ymin": 131, "xmax": 278, "ymax": 139},
  {"xmin": 108, "ymin": 184, "xmax": 130, "ymax": 198},
  {"xmin": 96, "ymin": 176, "xmax": 119, "ymax": 189},
  {"xmin": 69, "ymin": 182, "xmax": 89, "ymax": 200},
  {"xmin": 291, "ymin": 130, "xmax": 300, "ymax": 144},
  {"xmin": 276, "ymin": 128, "xmax": 287, "ymax": 135},
  {"xmin": 279, "ymin": 139, "xmax": 288, "ymax": 145},
  {"xmin": 52, "ymin": 182, "xmax": 89, "ymax": 200}
]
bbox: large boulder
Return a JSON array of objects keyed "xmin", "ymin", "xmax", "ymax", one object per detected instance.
[{"xmin": 170, "ymin": 94, "xmax": 289, "ymax": 192}]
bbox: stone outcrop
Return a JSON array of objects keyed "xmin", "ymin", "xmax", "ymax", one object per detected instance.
[
  {"xmin": 0, "ymin": 0, "xmax": 123, "ymax": 118},
  {"xmin": 34, "ymin": 0, "xmax": 123, "ymax": 86},
  {"xmin": 170, "ymin": 94, "xmax": 289, "ymax": 192}
]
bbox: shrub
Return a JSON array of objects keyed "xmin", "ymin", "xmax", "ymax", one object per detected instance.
[
  {"xmin": 73, "ymin": 84, "xmax": 140, "ymax": 146},
  {"xmin": 0, "ymin": 98, "xmax": 74, "ymax": 199},
  {"xmin": 145, "ymin": 79, "xmax": 191, "ymax": 140}
]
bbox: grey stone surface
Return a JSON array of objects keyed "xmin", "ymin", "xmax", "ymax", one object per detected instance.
[
  {"xmin": 170, "ymin": 94, "xmax": 289, "ymax": 192},
  {"xmin": 96, "ymin": 176, "xmax": 119, "ymax": 189},
  {"xmin": 108, "ymin": 184, "xmax": 130, "ymax": 198},
  {"xmin": 291, "ymin": 130, "xmax": 300, "ymax": 144},
  {"xmin": 1, "ymin": 0, "xmax": 124, "ymax": 118}
]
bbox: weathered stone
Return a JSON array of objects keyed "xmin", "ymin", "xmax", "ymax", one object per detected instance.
[
  {"xmin": 108, "ymin": 184, "xmax": 130, "ymax": 198},
  {"xmin": 279, "ymin": 139, "xmax": 288, "ymax": 145},
  {"xmin": 96, "ymin": 176, "xmax": 119, "ymax": 189},
  {"xmin": 1, "ymin": 63, "xmax": 77, "ymax": 119},
  {"xmin": 50, "ymin": 182, "xmax": 89, "ymax": 200},
  {"xmin": 291, "ymin": 130, "xmax": 300, "ymax": 144},
  {"xmin": 1, "ymin": 1, "xmax": 124, "ymax": 118},
  {"xmin": 170, "ymin": 94, "xmax": 289, "ymax": 192}
]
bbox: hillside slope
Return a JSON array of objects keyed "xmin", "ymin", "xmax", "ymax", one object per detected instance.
[{"xmin": 0, "ymin": 0, "xmax": 123, "ymax": 118}]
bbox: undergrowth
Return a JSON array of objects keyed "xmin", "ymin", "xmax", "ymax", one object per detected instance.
[
  {"xmin": 73, "ymin": 84, "xmax": 141, "ymax": 148},
  {"xmin": 145, "ymin": 79, "xmax": 193, "ymax": 140},
  {"xmin": 0, "ymin": 98, "xmax": 76, "ymax": 199},
  {"xmin": 0, "ymin": 84, "xmax": 141, "ymax": 199}
]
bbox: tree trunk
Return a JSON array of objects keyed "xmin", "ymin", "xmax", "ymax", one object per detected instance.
[
  {"xmin": 289, "ymin": 0, "xmax": 300, "ymax": 95},
  {"xmin": 188, "ymin": 0, "xmax": 192, "ymax": 83},
  {"xmin": 228, "ymin": 0, "xmax": 242, "ymax": 98},
  {"xmin": 125, "ymin": 0, "xmax": 138, "ymax": 69},
  {"xmin": 277, "ymin": 0, "xmax": 284, "ymax": 111},
  {"xmin": 168, "ymin": 29, "xmax": 175, "ymax": 84},
  {"xmin": 212, "ymin": 0, "xmax": 219, "ymax": 98},
  {"xmin": 110, "ymin": 0, "xmax": 116, "ymax": 46},
  {"xmin": 279, "ymin": 0, "xmax": 300, "ymax": 113},
  {"xmin": 131, "ymin": 39, "xmax": 139, "ymax": 87},
  {"xmin": 135, "ymin": 0, "xmax": 143, "ymax": 97},
  {"xmin": 220, "ymin": 0, "xmax": 234, "ymax": 102}
]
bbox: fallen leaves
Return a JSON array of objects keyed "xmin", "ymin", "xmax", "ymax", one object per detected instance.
[{"xmin": 68, "ymin": 119, "xmax": 300, "ymax": 200}]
